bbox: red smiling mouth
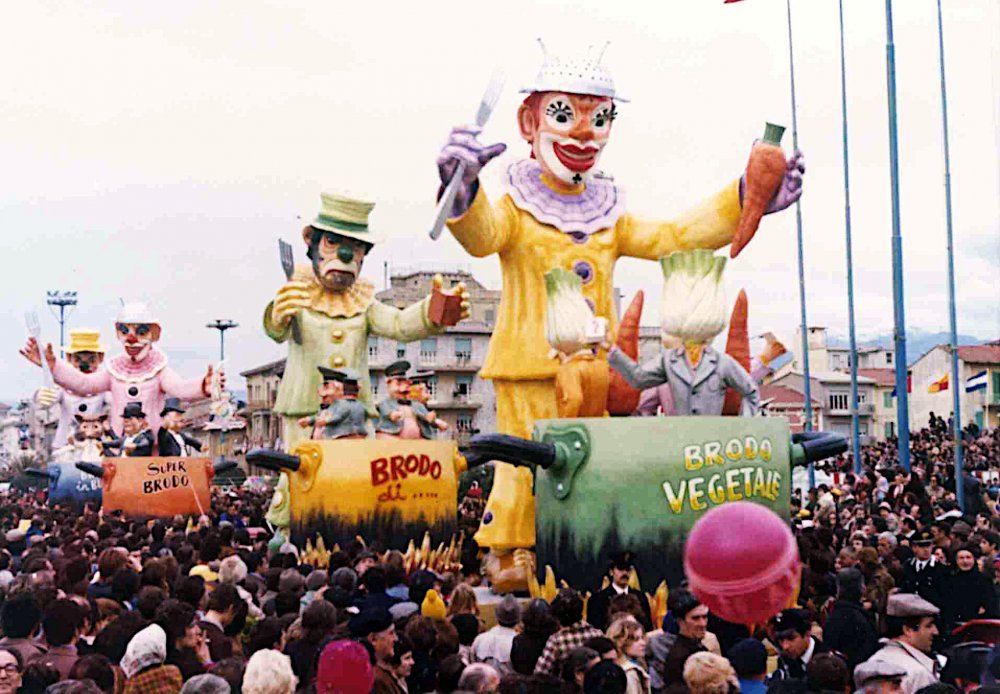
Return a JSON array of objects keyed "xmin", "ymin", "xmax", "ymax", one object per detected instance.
[
  {"xmin": 553, "ymin": 142, "xmax": 599, "ymax": 173},
  {"xmin": 124, "ymin": 344, "xmax": 145, "ymax": 357}
]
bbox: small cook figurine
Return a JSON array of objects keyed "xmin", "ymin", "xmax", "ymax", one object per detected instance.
[
  {"xmin": 156, "ymin": 398, "xmax": 203, "ymax": 457},
  {"xmin": 298, "ymin": 367, "xmax": 345, "ymax": 439},
  {"xmin": 375, "ymin": 360, "xmax": 418, "ymax": 439},
  {"xmin": 609, "ymin": 250, "xmax": 759, "ymax": 417}
]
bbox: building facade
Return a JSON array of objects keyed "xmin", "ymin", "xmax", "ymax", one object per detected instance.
[
  {"xmin": 908, "ymin": 341, "xmax": 1000, "ymax": 431},
  {"xmin": 241, "ymin": 270, "xmax": 501, "ymax": 449},
  {"xmin": 771, "ymin": 371, "xmax": 877, "ymax": 447},
  {"xmin": 857, "ymin": 368, "xmax": 898, "ymax": 440}
]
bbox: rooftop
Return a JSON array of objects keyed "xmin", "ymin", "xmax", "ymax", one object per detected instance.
[
  {"xmin": 857, "ymin": 368, "xmax": 896, "ymax": 387},
  {"xmin": 760, "ymin": 383, "xmax": 821, "ymax": 407},
  {"xmin": 958, "ymin": 341, "xmax": 1000, "ymax": 364}
]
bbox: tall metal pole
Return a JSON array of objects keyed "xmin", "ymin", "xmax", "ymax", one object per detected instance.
[
  {"xmin": 46, "ymin": 291, "xmax": 78, "ymax": 359},
  {"xmin": 206, "ymin": 319, "xmax": 238, "ymax": 362},
  {"xmin": 839, "ymin": 0, "xmax": 862, "ymax": 475},
  {"xmin": 885, "ymin": 0, "xmax": 911, "ymax": 471},
  {"xmin": 786, "ymin": 0, "xmax": 815, "ymax": 488},
  {"xmin": 936, "ymin": 0, "xmax": 964, "ymax": 511}
]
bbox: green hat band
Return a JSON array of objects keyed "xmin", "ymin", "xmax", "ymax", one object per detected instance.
[{"xmin": 314, "ymin": 214, "xmax": 369, "ymax": 233}]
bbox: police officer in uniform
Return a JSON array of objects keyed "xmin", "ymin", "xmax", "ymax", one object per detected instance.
[{"xmin": 899, "ymin": 530, "xmax": 946, "ymax": 610}]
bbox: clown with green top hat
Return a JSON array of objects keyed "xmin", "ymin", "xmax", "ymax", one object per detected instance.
[{"xmin": 264, "ymin": 192, "xmax": 471, "ymax": 452}]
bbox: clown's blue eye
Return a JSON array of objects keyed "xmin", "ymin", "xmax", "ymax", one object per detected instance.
[
  {"xmin": 118, "ymin": 325, "xmax": 129, "ymax": 335},
  {"xmin": 136, "ymin": 325, "xmax": 150, "ymax": 336}
]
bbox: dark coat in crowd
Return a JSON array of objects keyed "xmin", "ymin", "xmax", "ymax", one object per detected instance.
[
  {"xmin": 822, "ymin": 599, "xmax": 879, "ymax": 670},
  {"xmin": 942, "ymin": 567, "xmax": 1000, "ymax": 632}
]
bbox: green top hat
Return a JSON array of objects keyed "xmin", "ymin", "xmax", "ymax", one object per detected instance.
[{"xmin": 307, "ymin": 192, "xmax": 383, "ymax": 246}]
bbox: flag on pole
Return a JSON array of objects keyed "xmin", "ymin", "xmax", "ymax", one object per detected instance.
[
  {"xmin": 891, "ymin": 374, "xmax": 913, "ymax": 398},
  {"xmin": 928, "ymin": 374, "xmax": 949, "ymax": 393},
  {"xmin": 966, "ymin": 370, "xmax": 989, "ymax": 393}
]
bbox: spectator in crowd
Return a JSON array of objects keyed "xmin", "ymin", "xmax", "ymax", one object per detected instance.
[
  {"xmin": 588, "ymin": 553, "xmax": 654, "ymax": 633},
  {"xmin": 861, "ymin": 594, "xmax": 940, "ymax": 694},
  {"xmin": 824, "ymin": 568, "xmax": 879, "ymax": 671},
  {"xmin": 727, "ymin": 638, "xmax": 767, "ymax": 694},
  {"xmin": 374, "ymin": 635, "xmax": 415, "ymax": 694},
  {"xmin": 900, "ymin": 531, "xmax": 946, "ymax": 608},
  {"xmin": 534, "ymin": 589, "xmax": 604, "ymax": 677},
  {"xmin": 456, "ymin": 662, "xmax": 501, "ymax": 693},
  {"xmin": 511, "ymin": 599, "xmax": 560, "ymax": 676},
  {"xmin": 853, "ymin": 661, "xmax": 907, "ymax": 694},
  {"xmin": 120, "ymin": 624, "xmax": 183, "ymax": 694},
  {"xmin": 0, "ymin": 648, "xmax": 23, "ymax": 694},
  {"xmin": 0, "ymin": 592, "xmax": 46, "ymax": 662},
  {"xmin": 199, "ymin": 583, "xmax": 240, "ymax": 662},
  {"xmin": 28, "ymin": 598, "xmax": 84, "ymax": 680},
  {"xmin": 471, "ymin": 594, "xmax": 520, "ymax": 675},
  {"xmin": 770, "ymin": 608, "xmax": 831, "ymax": 682},
  {"xmin": 243, "ymin": 649, "xmax": 297, "ymax": 694},
  {"xmin": 607, "ymin": 615, "xmax": 650, "ymax": 694},
  {"xmin": 942, "ymin": 546, "xmax": 1000, "ymax": 633},
  {"xmin": 682, "ymin": 652, "xmax": 738, "ymax": 694},
  {"xmin": 67, "ymin": 654, "xmax": 117, "ymax": 694},
  {"xmin": 661, "ymin": 589, "xmax": 709, "ymax": 694},
  {"xmin": 155, "ymin": 599, "xmax": 208, "ymax": 680},
  {"xmin": 806, "ymin": 653, "xmax": 851, "ymax": 694},
  {"xmin": 562, "ymin": 647, "xmax": 601, "ymax": 693}
]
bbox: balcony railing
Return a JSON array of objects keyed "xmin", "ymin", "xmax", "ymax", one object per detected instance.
[{"xmin": 419, "ymin": 352, "xmax": 438, "ymax": 365}]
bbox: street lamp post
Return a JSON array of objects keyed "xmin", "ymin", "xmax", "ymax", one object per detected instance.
[
  {"xmin": 46, "ymin": 291, "xmax": 78, "ymax": 358},
  {"xmin": 206, "ymin": 319, "xmax": 239, "ymax": 361}
]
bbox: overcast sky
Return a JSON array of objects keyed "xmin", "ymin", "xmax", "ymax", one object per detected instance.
[{"xmin": 2, "ymin": 0, "xmax": 998, "ymax": 399}]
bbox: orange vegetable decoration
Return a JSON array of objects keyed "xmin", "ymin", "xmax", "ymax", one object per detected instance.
[
  {"xmin": 730, "ymin": 123, "xmax": 787, "ymax": 259},
  {"xmin": 722, "ymin": 290, "xmax": 750, "ymax": 416},
  {"xmin": 606, "ymin": 291, "xmax": 644, "ymax": 415}
]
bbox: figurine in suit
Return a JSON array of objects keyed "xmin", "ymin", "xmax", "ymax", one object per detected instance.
[
  {"xmin": 298, "ymin": 367, "xmax": 344, "ymax": 439},
  {"xmin": 157, "ymin": 398, "xmax": 203, "ymax": 457},
  {"xmin": 314, "ymin": 369, "xmax": 369, "ymax": 440},
  {"xmin": 609, "ymin": 250, "xmax": 759, "ymax": 417},
  {"xmin": 118, "ymin": 402, "xmax": 155, "ymax": 457},
  {"xmin": 409, "ymin": 371, "xmax": 449, "ymax": 439}
]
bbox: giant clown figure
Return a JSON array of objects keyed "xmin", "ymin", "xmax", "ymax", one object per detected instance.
[{"xmin": 435, "ymin": 44, "xmax": 805, "ymax": 587}]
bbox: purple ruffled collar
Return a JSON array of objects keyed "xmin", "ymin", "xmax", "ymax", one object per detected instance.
[{"xmin": 504, "ymin": 159, "xmax": 626, "ymax": 238}]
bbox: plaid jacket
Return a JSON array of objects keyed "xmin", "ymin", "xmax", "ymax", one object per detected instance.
[
  {"xmin": 123, "ymin": 665, "xmax": 183, "ymax": 694},
  {"xmin": 533, "ymin": 621, "xmax": 604, "ymax": 676}
]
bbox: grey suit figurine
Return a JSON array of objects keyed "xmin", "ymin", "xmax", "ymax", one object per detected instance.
[
  {"xmin": 608, "ymin": 344, "xmax": 759, "ymax": 417},
  {"xmin": 315, "ymin": 369, "xmax": 369, "ymax": 440}
]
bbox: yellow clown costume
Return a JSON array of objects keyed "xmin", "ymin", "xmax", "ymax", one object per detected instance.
[{"xmin": 446, "ymin": 165, "xmax": 742, "ymax": 550}]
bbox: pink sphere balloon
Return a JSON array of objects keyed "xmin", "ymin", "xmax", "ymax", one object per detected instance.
[{"xmin": 684, "ymin": 501, "xmax": 801, "ymax": 625}]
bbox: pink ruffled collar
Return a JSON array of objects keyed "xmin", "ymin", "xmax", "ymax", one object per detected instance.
[{"xmin": 106, "ymin": 346, "xmax": 168, "ymax": 383}]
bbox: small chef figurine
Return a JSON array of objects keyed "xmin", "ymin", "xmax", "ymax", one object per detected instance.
[
  {"xmin": 375, "ymin": 360, "xmax": 417, "ymax": 439},
  {"xmin": 51, "ymin": 403, "xmax": 111, "ymax": 463},
  {"xmin": 22, "ymin": 304, "xmax": 219, "ymax": 437},
  {"xmin": 157, "ymin": 398, "xmax": 203, "ymax": 457},
  {"xmin": 409, "ymin": 371, "xmax": 449, "ymax": 436},
  {"xmin": 609, "ymin": 250, "xmax": 759, "ymax": 417},
  {"xmin": 117, "ymin": 402, "xmax": 155, "ymax": 457},
  {"xmin": 32, "ymin": 330, "xmax": 109, "ymax": 448},
  {"xmin": 312, "ymin": 368, "xmax": 369, "ymax": 440},
  {"xmin": 298, "ymin": 367, "xmax": 345, "ymax": 439},
  {"xmin": 264, "ymin": 193, "xmax": 470, "ymax": 452}
]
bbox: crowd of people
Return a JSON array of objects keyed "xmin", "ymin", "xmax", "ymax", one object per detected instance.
[{"xmin": 0, "ymin": 419, "xmax": 995, "ymax": 694}]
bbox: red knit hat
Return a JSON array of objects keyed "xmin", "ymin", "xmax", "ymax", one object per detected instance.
[{"xmin": 316, "ymin": 640, "xmax": 374, "ymax": 694}]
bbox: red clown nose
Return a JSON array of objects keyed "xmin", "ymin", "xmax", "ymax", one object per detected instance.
[{"xmin": 684, "ymin": 501, "xmax": 801, "ymax": 625}]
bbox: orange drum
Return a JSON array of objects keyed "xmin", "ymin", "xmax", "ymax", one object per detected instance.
[{"xmin": 99, "ymin": 457, "xmax": 214, "ymax": 517}]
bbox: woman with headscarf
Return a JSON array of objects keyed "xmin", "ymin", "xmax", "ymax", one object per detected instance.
[{"xmin": 121, "ymin": 624, "xmax": 183, "ymax": 694}]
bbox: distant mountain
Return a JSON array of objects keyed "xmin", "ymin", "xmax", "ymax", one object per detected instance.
[{"xmin": 826, "ymin": 330, "xmax": 990, "ymax": 365}]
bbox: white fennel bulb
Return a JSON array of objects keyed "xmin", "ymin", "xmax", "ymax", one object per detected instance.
[
  {"xmin": 544, "ymin": 268, "xmax": 593, "ymax": 355},
  {"xmin": 660, "ymin": 249, "xmax": 728, "ymax": 344}
]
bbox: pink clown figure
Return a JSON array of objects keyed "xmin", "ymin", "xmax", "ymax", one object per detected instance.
[{"xmin": 21, "ymin": 302, "xmax": 221, "ymax": 436}]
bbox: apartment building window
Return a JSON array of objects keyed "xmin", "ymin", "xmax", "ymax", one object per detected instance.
[
  {"xmin": 829, "ymin": 393, "xmax": 849, "ymax": 411},
  {"xmin": 485, "ymin": 309, "xmax": 495, "ymax": 324},
  {"xmin": 457, "ymin": 415, "xmax": 474, "ymax": 431},
  {"xmin": 371, "ymin": 378, "xmax": 379, "ymax": 399},
  {"xmin": 455, "ymin": 375, "xmax": 473, "ymax": 400},
  {"xmin": 857, "ymin": 391, "xmax": 867, "ymax": 404},
  {"xmin": 367, "ymin": 336, "xmax": 378, "ymax": 360},
  {"xmin": 885, "ymin": 422, "xmax": 895, "ymax": 438},
  {"xmin": 426, "ymin": 376, "xmax": 438, "ymax": 399},
  {"xmin": 886, "ymin": 352, "xmax": 893, "ymax": 365},
  {"xmin": 420, "ymin": 338, "xmax": 438, "ymax": 363},
  {"xmin": 455, "ymin": 338, "xmax": 472, "ymax": 363},
  {"xmin": 396, "ymin": 342, "xmax": 406, "ymax": 359},
  {"xmin": 883, "ymin": 391, "xmax": 893, "ymax": 408}
]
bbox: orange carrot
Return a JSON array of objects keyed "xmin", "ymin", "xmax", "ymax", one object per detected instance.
[
  {"xmin": 606, "ymin": 291, "xmax": 644, "ymax": 415},
  {"xmin": 722, "ymin": 289, "xmax": 750, "ymax": 416},
  {"xmin": 731, "ymin": 123, "xmax": 787, "ymax": 259}
]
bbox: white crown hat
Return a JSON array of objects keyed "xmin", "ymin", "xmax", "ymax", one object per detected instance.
[
  {"xmin": 520, "ymin": 39, "xmax": 628, "ymax": 102},
  {"xmin": 116, "ymin": 302, "xmax": 158, "ymax": 326}
]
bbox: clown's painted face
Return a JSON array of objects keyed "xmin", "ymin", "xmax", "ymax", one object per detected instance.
[
  {"xmin": 305, "ymin": 229, "xmax": 370, "ymax": 293},
  {"xmin": 76, "ymin": 418, "xmax": 105, "ymax": 440},
  {"xmin": 69, "ymin": 351, "xmax": 104, "ymax": 374},
  {"xmin": 518, "ymin": 92, "xmax": 616, "ymax": 187},
  {"xmin": 116, "ymin": 323, "xmax": 158, "ymax": 362}
]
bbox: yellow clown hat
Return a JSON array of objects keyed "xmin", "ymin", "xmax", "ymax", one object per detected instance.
[
  {"xmin": 64, "ymin": 329, "xmax": 106, "ymax": 354},
  {"xmin": 306, "ymin": 192, "xmax": 383, "ymax": 246}
]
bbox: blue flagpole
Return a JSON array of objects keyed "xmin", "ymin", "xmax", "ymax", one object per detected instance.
[
  {"xmin": 786, "ymin": 0, "xmax": 815, "ymax": 489},
  {"xmin": 885, "ymin": 0, "xmax": 911, "ymax": 472},
  {"xmin": 839, "ymin": 0, "xmax": 862, "ymax": 475},
  {"xmin": 936, "ymin": 0, "xmax": 964, "ymax": 511}
]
